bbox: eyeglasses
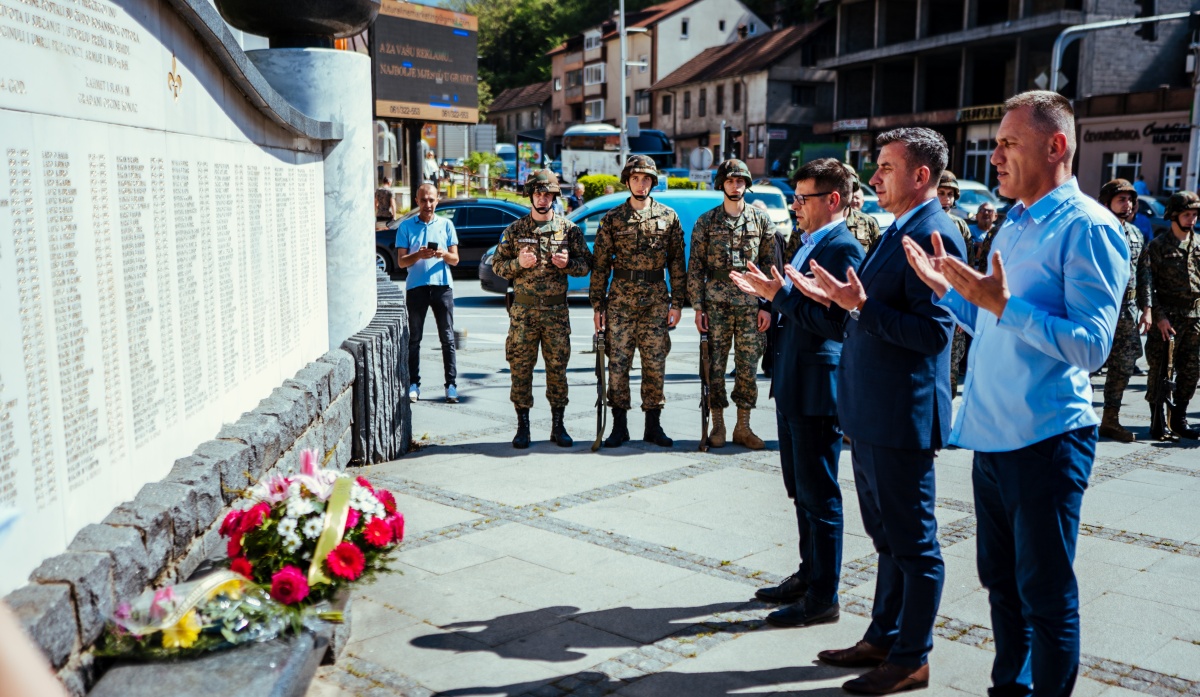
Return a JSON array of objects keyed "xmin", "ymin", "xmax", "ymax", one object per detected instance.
[{"xmin": 794, "ymin": 191, "xmax": 832, "ymax": 206}]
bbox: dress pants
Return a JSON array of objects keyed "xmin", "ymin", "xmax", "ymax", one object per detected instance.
[
  {"xmin": 973, "ymin": 426, "xmax": 1096, "ymax": 697},
  {"xmin": 406, "ymin": 284, "xmax": 457, "ymax": 388},
  {"xmin": 851, "ymin": 441, "xmax": 945, "ymax": 669},
  {"xmin": 776, "ymin": 410, "xmax": 843, "ymax": 606}
]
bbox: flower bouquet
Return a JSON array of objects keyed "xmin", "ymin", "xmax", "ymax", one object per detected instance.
[
  {"xmin": 221, "ymin": 449, "xmax": 405, "ymax": 606},
  {"xmin": 95, "ymin": 570, "xmax": 327, "ymax": 659}
]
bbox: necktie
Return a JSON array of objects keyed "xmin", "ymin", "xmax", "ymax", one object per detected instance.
[{"xmin": 861, "ymin": 223, "xmax": 898, "ymax": 274}]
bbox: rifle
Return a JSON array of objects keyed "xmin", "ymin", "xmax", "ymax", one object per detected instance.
[
  {"xmin": 1166, "ymin": 335, "xmax": 1177, "ymax": 416},
  {"xmin": 699, "ymin": 330, "xmax": 711, "ymax": 452},
  {"xmin": 591, "ymin": 330, "xmax": 607, "ymax": 452}
]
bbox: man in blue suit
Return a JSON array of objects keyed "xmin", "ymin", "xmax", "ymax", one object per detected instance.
[
  {"xmin": 786, "ymin": 128, "xmax": 965, "ymax": 694},
  {"xmin": 730, "ymin": 159, "xmax": 864, "ymax": 628}
]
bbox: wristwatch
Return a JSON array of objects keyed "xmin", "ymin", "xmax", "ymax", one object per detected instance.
[{"xmin": 848, "ymin": 299, "xmax": 865, "ymax": 321}]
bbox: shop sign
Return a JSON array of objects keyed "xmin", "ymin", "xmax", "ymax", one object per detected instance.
[
  {"xmin": 833, "ymin": 118, "xmax": 868, "ymax": 132},
  {"xmin": 956, "ymin": 104, "xmax": 1004, "ymax": 123},
  {"xmin": 1082, "ymin": 121, "xmax": 1190, "ymax": 145}
]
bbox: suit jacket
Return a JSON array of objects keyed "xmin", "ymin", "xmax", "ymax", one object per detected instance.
[
  {"xmin": 770, "ymin": 222, "xmax": 865, "ymax": 418},
  {"xmin": 789, "ymin": 200, "xmax": 966, "ymax": 450}
]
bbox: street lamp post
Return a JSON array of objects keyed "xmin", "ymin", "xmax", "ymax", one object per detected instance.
[{"xmin": 617, "ymin": 0, "xmax": 648, "ymax": 168}]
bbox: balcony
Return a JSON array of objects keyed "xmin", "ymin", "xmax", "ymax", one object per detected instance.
[
  {"xmin": 564, "ymin": 51, "xmax": 583, "ymax": 69},
  {"xmin": 565, "ymin": 86, "xmax": 583, "ymax": 104},
  {"xmin": 584, "ymin": 82, "xmax": 606, "ymax": 99},
  {"xmin": 1077, "ymin": 88, "xmax": 1194, "ymax": 118}
]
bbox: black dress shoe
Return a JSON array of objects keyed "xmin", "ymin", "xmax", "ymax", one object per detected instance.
[
  {"xmin": 754, "ymin": 573, "xmax": 808, "ymax": 603},
  {"xmin": 842, "ymin": 662, "xmax": 929, "ymax": 694},
  {"xmin": 765, "ymin": 601, "xmax": 839, "ymax": 628},
  {"xmin": 818, "ymin": 640, "xmax": 889, "ymax": 668}
]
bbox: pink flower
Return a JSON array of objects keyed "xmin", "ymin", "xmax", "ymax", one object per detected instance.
[
  {"xmin": 269, "ymin": 566, "xmax": 310, "ymax": 605},
  {"xmin": 227, "ymin": 534, "xmax": 242, "ymax": 558},
  {"xmin": 374, "ymin": 489, "xmax": 397, "ymax": 515},
  {"xmin": 388, "ymin": 513, "xmax": 405, "ymax": 543},
  {"xmin": 344, "ymin": 508, "xmax": 361, "ymax": 532},
  {"xmin": 300, "ymin": 449, "xmax": 318, "ymax": 476},
  {"xmin": 325, "ymin": 542, "xmax": 366, "ymax": 581},
  {"xmin": 355, "ymin": 476, "xmax": 374, "ymax": 492},
  {"xmin": 149, "ymin": 587, "xmax": 176, "ymax": 620},
  {"xmin": 219, "ymin": 509, "xmax": 243, "ymax": 537},
  {"xmin": 363, "ymin": 517, "xmax": 393, "ymax": 547},
  {"xmin": 263, "ymin": 475, "xmax": 292, "ymax": 503},
  {"xmin": 114, "ymin": 602, "xmax": 131, "ymax": 620},
  {"xmin": 239, "ymin": 503, "xmax": 270, "ymax": 533},
  {"xmin": 230, "ymin": 557, "xmax": 253, "ymax": 579}
]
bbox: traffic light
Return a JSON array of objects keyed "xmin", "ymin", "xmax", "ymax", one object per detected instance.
[
  {"xmin": 724, "ymin": 126, "xmax": 743, "ymax": 160},
  {"xmin": 1135, "ymin": 0, "xmax": 1157, "ymax": 42}
]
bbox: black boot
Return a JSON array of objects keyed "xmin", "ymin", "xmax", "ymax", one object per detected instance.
[
  {"xmin": 643, "ymin": 409, "xmax": 673, "ymax": 447},
  {"xmin": 604, "ymin": 407, "xmax": 630, "ymax": 448},
  {"xmin": 1170, "ymin": 401, "xmax": 1200, "ymax": 439},
  {"xmin": 1150, "ymin": 403, "xmax": 1179, "ymax": 442},
  {"xmin": 550, "ymin": 407, "xmax": 573, "ymax": 447},
  {"xmin": 512, "ymin": 408, "xmax": 531, "ymax": 449}
]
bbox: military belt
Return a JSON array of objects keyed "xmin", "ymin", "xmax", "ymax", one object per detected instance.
[
  {"xmin": 1156, "ymin": 296, "xmax": 1200, "ymax": 312},
  {"xmin": 513, "ymin": 293, "xmax": 567, "ymax": 307},
  {"xmin": 612, "ymin": 268, "xmax": 665, "ymax": 282}
]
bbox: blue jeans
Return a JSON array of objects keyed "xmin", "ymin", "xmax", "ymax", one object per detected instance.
[
  {"xmin": 853, "ymin": 442, "xmax": 944, "ymax": 669},
  {"xmin": 973, "ymin": 426, "xmax": 1096, "ymax": 697},
  {"xmin": 776, "ymin": 411, "xmax": 843, "ymax": 607}
]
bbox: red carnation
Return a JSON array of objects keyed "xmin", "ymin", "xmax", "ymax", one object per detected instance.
[
  {"xmin": 230, "ymin": 557, "xmax": 253, "ymax": 579},
  {"xmin": 355, "ymin": 476, "xmax": 374, "ymax": 492},
  {"xmin": 325, "ymin": 541, "xmax": 366, "ymax": 581},
  {"xmin": 363, "ymin": 517, "xmax": 393, "ymax": 547},
  {"xmin": 239, "ymin": 503, "xmax": 270, "ymax": 533},
  {"xmin": 220, "ymin": 510, "xmax": 244, "ymax": 537},
  {"xmin": 374, "ymin": 489, "xmax": 397, "ymax": 515},
  {"xmin": 388, "ymin": 513, "xmax": 405, "ymax": 543},
  {"xmin": 344, "ymin": 507, "xmax": 361, "ymax": 531},
  {"xmin": 226, "ymin": 534, "xmax": 242, "ymax": 558},
  {"xmin": 269, "ymin": 566, "xmax": 310, "ymax": 605}
]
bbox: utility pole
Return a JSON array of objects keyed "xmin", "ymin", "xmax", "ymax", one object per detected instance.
[
  {"xmin": 1050, "ymin": 12, "xmax": 1194, "ymax": 92},
  {"xmin": 1187, "ymin": 17, "xmax": 1200, "ymax": 190},
  {"xmin": 619, "ymin": 0, "xmax": 629, "ymax": 166}
]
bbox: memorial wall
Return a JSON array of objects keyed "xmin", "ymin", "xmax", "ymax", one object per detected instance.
[{"xmin": 0, "ymin": 0, "xmax": 331, "ymax": 593}]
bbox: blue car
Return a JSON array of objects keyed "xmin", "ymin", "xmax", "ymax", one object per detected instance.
[{"xmin": 478, "ymin": 190, "xmax": 726, "ymax": 295}]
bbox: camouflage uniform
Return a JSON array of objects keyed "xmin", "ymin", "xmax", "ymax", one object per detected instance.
[
  {"xmin": 973, "ymin": 223, "xmax": 1001, "ymax": 273},
  {"xmin": 939, "ymin": 172, "xmax": 975, "ymax": 394},
  {"xmin": 1104, "ymin": 220, "xmax": 1149, "ymax": 410},
  {"xmin": 590, "ymin": 198, "xmax": 686, "ymax": 411},
  {"xmin": 493, "ymin": 214, "xmax": 591, "ymax": 409},
  {"xmin": 687, "ymin": 202, "xmax": 776, "ymax": 411},
  {"xmin": 845, "ymin": 207, "xmax": 880, "ymax": 252},
  {"xmin": 1140, "ymin": 222, "xmax": 1200, "ymax": 408}
]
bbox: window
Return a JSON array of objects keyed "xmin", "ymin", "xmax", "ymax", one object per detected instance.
[
  {"xmin": 531, "ymin": 110, "xmax": 540, "ymax": 128},
  {"xmin": 661, "ymin": 94, "xmax": 672, "ymax": 115},
  {"xmin": 792, "ymin": 84, "xmax": 817, "ymax": 106},
  {"xmin": 515, "ymin": 113, "xmax": 522, "ymax": 130},
  {"xmin": 553, "ymin": 109, "xmax": 561, "ymax": 123},
  {"xmin": 566, "ymin": 70, "xmax": 582, "ymax": 88},
  {"xmin": 584, "ymin": 31, "xmax": 602, "ymax": 51},
  {"xmin": 506, "ymin": 115, "xmax": 512, "ymax": 131},
  {"xmin": 699, "ymin": 88, "xmax": 707, "ymax": 117},
  {"xmin": 1163, "ymin": 154, "xmax": 1184, "ymax": 194},
  {"xmin": 681, "ymin": 18, "xmax": 689, "ymax": 38},
  {"xmin": 584, "ymin": 63, "xmax": 605, "ymax": 85},
  {"xmin": 626, "ymin": 96, "xmax": 631, "ymax": 114},
  {"xmin": 719, "ymin": 19, "xmax": 726, "ymax": 31},
  {"xmin": 748, "ymin": 22, "xmax": 757, "ymax": 34},
  {"xmin": 639, "ymin": 55, "xmax": 647, "ymax": 73},
  {"xmin": 571, "ymin": 104, "xmax": 583, "ymax": 121},
  {"xmin": 716, "ymin": 84, "xmax": 725, "ymax": 115},
  {"xmin": 757, "ymin": 124, "xmax": 766, "ymax": 158},
  {"xmin": 469, "ymin": 206, "xmax": 518, "ymax": 228},
  {"xmin": 748, "ymin": 126, "xmax": 756, "ymax": 158},
  {"xmin": 634, "ymin": 90, "xmax": 650, "ymax": 115},
  {"xmin": 554, "ymin": 77, "xmax": 562, "ymax": 91},
  {"xmin": 585, "ymin": 99, "xmax": 604, "ymax": 122},
  {"xmin": 1102, "ymin": 152, "xmax": 1142, "ymax": 183},
  {"xmin": 733, "ymin": 83, "xmax": 741, "ymax": 113},
  {"xmin": 683, "ymin": 91, "xmax": 691, "ymax": 118}
]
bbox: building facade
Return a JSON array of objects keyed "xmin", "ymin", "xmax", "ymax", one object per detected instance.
[
  {"xmin": 487, "ymin": 81, "xmax": 553, "ymax": 145},
  {"xmin": 650, "ymin": 22, "xmax": 836, "ymax": 176},
  {"xmin": 813, "ymin": 0, "xmax": 1199, "ymax": 191},
  {"xmin": 1075, "ymin": 87, "xmax": 1193, "ymax": 198}
]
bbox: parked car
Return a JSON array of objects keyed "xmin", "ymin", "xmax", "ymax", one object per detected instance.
[
  {"xmin": 861, "ymin": 194, "xmax": 895, "ymax": 229},
  {"xmin": 1138, "ymin": 195, "xmax": 1171, "ymax": 238},
  {"xmin": 954, "ymin": 179, "xmax": 1002, "ymax": 218},
  {"xmin": 376, "ymin": 198, "xmax": 530, "ymax": 277},
  {"xmin": 746, "ymin": 183, "xmax": 793, "ymax": 233},
  {"xmin": 756, "ymin": 177, "xmax": 794, "ymax": 207},
  {"xmin": 479, "ymin": 190, "xmax": 726, "ymax": 295}
]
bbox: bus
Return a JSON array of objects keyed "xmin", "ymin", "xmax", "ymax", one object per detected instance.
[{"xmin": 560, "ymin": 123, "xmax": 674, "ymax": 184}]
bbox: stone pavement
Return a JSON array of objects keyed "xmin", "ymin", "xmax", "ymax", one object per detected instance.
[{"xmin": 308, "ymin": 319, "xmax": 1200, "ymax": 697}]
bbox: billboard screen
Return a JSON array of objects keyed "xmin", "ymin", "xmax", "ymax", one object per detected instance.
[{"xmin": 372, "ymin": 1, "xmax": 479, "ymax": 123}]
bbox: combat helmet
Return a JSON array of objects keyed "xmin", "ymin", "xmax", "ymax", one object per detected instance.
[
  {"xmin": 620, "ymin": 155, "xmax": 659, "ymax": 186},
  {"xmin": 524, "ymin": 169, "xmax": 561, "ymax": 196},
  {"xmin": 1098, "ymin": 178, "xmax": 1137, "ymax": 208},
  {"xmin": 1164, "ymin": 190, "xmax": 1200, "ymax": 222},
  {"xmin": 714, "ymin": 159, "xmax": 753, "ymax": 190},
  {"xmin": 938, "ymin": 170, "xmax": 961, "ymax": 198}
]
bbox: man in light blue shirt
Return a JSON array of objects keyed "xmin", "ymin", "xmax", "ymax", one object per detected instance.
[
  {"xmin": 904, "ymin": 92, "xmax": 1129, "ymax": 697},
  {"xmin": 396, "ymin": 183, "xmax": 461, "ymax": 403}
]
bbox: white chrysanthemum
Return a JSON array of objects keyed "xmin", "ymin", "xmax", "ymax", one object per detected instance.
[
  {"xmin": 283, "ymin": 534, "xmax": 302, "ymax": 553},
  {"xmin": 302, "ymin": 516, "xmax": 324, "ymax": 539},
  {"xmin": 286, "ymin": 496, "xmax": 316, "ymax": 518},
  {"xmin": 278, "ymin": 517, "xmax": 298, "ymax": 537}
]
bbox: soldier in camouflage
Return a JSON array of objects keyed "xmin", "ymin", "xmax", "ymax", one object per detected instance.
[
  {"xmin": 1098, "ymin": 179, "xmax": 1151, "ymax": 443},
  {"xmin": 938, "ymin": 171, "xmax": 975, "ymax": 395},
  {"xmin": 687, "ymin": 159, "xmax": 777, "ymax": 449},
  {"xmin": 1139, "ymin": 190, "xmax": 1200, "ymax": 440},
  {"xmin": 590, "ymin": 156, "xmax": 687, "ymax": 448},
  {"xmin": 844, "ymin": 164, "xmax": 880, "ymax": 253},
  {"xmin": 492, "ymin": 169, "xmax": 593, "ymax": 448}
]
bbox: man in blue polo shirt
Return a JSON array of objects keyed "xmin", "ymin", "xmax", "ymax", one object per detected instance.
[{"xmin": 396, "ymin": 183, "xmax": 460, "ymax": 403}]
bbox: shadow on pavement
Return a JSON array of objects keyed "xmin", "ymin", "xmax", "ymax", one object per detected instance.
[{"xmin": 431, "ymin": 667, "xmax": 853, "ymax": 697}]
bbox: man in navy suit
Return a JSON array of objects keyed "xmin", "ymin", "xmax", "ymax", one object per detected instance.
[
  {"xmin": 730, "ymin": 159, "xmax": 864, "ymax": 628},
  {"xmin": 786, "ymin": 128, "xmax": 965, "ymax": 694}
]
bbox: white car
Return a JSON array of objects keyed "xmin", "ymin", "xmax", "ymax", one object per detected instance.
[
  {"xmin": 861, "ymin": 194, "xmax": 895, "ymax": 229},
  {"xmin": 746, "ymin": 183, "xmax": 793, "ymax": 233},
  {"xmin": 955, "ymin": 179, "xmax": 1002, "ymax": 219}
]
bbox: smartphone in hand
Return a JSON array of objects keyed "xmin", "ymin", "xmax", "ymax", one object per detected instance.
[{"xmin": 426, "ymin": 242, "xmax": 440, "ymax": 251}]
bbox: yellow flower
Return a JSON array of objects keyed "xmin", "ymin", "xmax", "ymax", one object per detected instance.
[
  {"xmin": 161, "ymin": 610, "xmax": 202, "ymax": 649},
  {"xmin": 209, "ymin": 579, "xmax": 244, "ymax": 601}
]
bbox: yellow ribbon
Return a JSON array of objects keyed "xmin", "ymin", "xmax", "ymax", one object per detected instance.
[{"xmin": 308, "ymin": 477, "xmax": 353, "ymax": 586}]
